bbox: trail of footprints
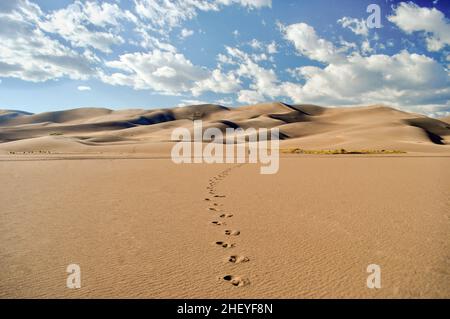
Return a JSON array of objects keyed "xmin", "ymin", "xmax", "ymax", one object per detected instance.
[{"xmin": 204, "ymin": 164, "xmax": 250, "ymax": 288}]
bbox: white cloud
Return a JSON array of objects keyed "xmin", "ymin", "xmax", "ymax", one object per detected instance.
[
  {"xmin": 39, "ymin": 1, "xmax": 134, "ymax": 53},
  {"xmin": 361, "ymin": 39, "xmax": 373, "ymax": 54},
  {"xmin": 221, "ymin": 46, "xmax": 283, "ymax": 102},
  {"xmin": 218, "ymin": 0, "xmax": 271, "ymax": 8},
  {"xmin": 277, "ymin": 23, "xmax": 450, "ymax": 115},
  {"xmin": 388, "ymin": 2, "xmax": 450, "ymax": 51},
  {"xmin": 249, "ymin": 39, "xmax": 263, "ymax": 50},
  {"xmin": 0, "ymin": 0, "xmax": 97, "ymax": 82},
  {"xmin": 282, "ymin": 49, "xmax": 450, "ymax": 111},
  {"xmin": 102, "ymin": 50, "xmax": 240, "ymax": 96},
  {"xmin": 280, "ymin": 22, "xmax": 450, "ymax": 115},
  {"xmin": 193, "ymin": 69, "xmax": 241, "ymax": 96},
  {"xmin": 134, "ymin": 0, "xmax": 270, "ymax": 30},
  {"xmin": 180, "ymin": 28, "xmax": 194, "ymax": 39},
  {"xmin": 102, "ymin": 50, "xmax": 207, "ymax": 93},
  {"xmin": 283, "ymin": 23, "xmax": 341, "ymax": 63},
  {"xmin": 177, "ymin": 99, "xmax": 209, "ymax": 107},
  {"xmin": 77, "ymin": 85, "xmax": 91, "ymax": 91},
  {"xmin": 82, "ymin": 1, "xmax": 137, "ymax": 27},
  {"xmin": 237, "ymin": 89, "xmax": 266, "ymax": 104},
  {"xmin": 152, "ymin": 66, "xmax": 177, "ymax": 78},
  {"xmin": 251, "ymin": 53, "xmax": 268, "ymax": 62},
  {"xmin": 214, "ymin": 97, "xmax": 234, "ymax": 105},
  {"xmin": 338, "ymin": 17, "xmax": 369, "ymax": 36},
  {"xmin": 267, "ymin": 41, "xmax": 278, "ymax": 54},
  {"xmin": 134, "ymin": 27, "xmax": 178, "ymax": 52},
  {"xmin": 230, "ymin": 48, "xmax": 278, "ymax": 94}
]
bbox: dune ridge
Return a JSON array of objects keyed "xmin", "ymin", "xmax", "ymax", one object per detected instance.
[{"xmin": 0, "ymin": 102, "xmax": 449, "ymax": 155}]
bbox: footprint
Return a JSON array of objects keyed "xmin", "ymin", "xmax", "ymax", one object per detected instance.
[
  {"xmin": 219, "ymin": 213, "xmax": 233, "ymax": 218},
  {"xmin": 222, "ymin": 275, "xmax": 250, "ymax": 287},
  {"xmin": 225, "ymin": 230, "xmax": 240, "ymax": 236},
  {"xmin": 208, "ymin": 207, "xmax": 218, "ymax": 211},
  {"xmin": 215, "ymin": 241, "xmax": 234, "ymax": 248},
  {"xmin": 204, "ymin": 198, "xmax": 210, "ymax": 201},
  {"xmin": 211, "ymin": 221, "xmax": 225, "ymax": 226},
  {"xmin": 214, "ymin": 195, "xmax": 226, "ymax": 198},
  {"xmin": 227, "ymin": 255, "xmax": 250, "ymax": 264}
]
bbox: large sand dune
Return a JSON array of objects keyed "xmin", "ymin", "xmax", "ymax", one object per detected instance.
[{"xmin": 1, "ymin": 102, "xmax": 449, "ymax": 154}]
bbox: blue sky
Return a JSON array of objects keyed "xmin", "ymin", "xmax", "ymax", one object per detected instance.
[{"xmin": 0, "ymin": 0, "xmax": 449, "ymax": 116}]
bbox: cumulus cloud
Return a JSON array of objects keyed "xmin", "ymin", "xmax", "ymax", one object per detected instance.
[
  {"xmin": 177, "ymin": 99, "xmax": 209, "ymax": 107},
  {"xmin": 267, "ymin": 41, "xmax": 278, "ymax": 54},
  {"xmin": 0, "ymin": 0, "xmax": 97, "ymax": 82},
  {"xmin": 281, "ymin": 23, "xmax": 450, "ymax": 115},
  {"xmin": 283, "ymin": 23, "xmax": 342, "ymax": 63},
  {"xmin": 134, "ymin": 27, "xmax": 178, "ymax": 52},
  {"xmin": 388, "ymin": 2, "xmax": 450, "ymax": 51},
  {"xmin": 338, "ymin": 17, "xmax": 369, "ymax": 36},
  {"xmin": 180, "ymin": 28, "xmax": 194, "ymax": 39},
  {"xmin": 193, "ymin": 69, "xmax": 241, "ymax": 96},
  {"xmin": 249, "ymin": 39, "xmax": 263, "ymax": 50},
  {"xmin": 223, "ymin": 46, "xmax": 282, "ymax": 100},
  {"xmin": 77, "ymin": 85, "xmax": 91, "ymax": 91},
  {"xmin": 214, "ymin": 22, "xmax": 450, "ymax": 116},
  {"xmin": 101, "ymin": 50, "xmax": 240, "ymax": 96},
  {"xmin": 285, "ymin": 50, "xmax": 449, "ymax": 105},
  {"xmin": 102, "ymin": 50, "xmax": 207, "ymax": 93},
  {"xmin": 134, "ymin": 0, "xmax": 271, "ymax": 30},
  {"xmin": 237, "ymin": 89, "xmax": 266, "ymax": 104},
  {"xmin": 214, "ymin": 97, "xmax": 234, "ymax": 105},
  {"xmin": 218, "ymin": 0, "xmax": 271, "ymax": 8},
  {"xmin": 39, "ymin": 1, "xmax": 135, "ymax": 53}
]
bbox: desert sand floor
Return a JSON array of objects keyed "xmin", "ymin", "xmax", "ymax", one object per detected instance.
[{"xmin": 0, "ymin": 156, "xmax": 449, "ymax": 298}]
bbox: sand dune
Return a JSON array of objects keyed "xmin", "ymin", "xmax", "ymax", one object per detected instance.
[
  {"xmin": 439, "ymin": 116, "xmax": 450, "ymax": 124},
  {"xmin": 0, "ymin": 102, "xmax": 449, "ymax": 154}
]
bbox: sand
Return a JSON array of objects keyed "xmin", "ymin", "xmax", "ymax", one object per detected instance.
[
  {"xmin": 0, "ymin": 103, "xmax": 449, "ymax": 298},
  {"xmin": 0, "ymin": 156, "xmax": 449, "ymax": 298}
]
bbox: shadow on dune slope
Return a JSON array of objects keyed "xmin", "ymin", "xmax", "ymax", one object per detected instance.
[{"xmin": 0, "ymin": 102, "xmax": 449, "ymax": 153}]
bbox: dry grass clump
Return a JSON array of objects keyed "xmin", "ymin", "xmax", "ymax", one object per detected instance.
[{"xmin": 281, "ymin": 148, "xmax": 406, "ymax": 155}]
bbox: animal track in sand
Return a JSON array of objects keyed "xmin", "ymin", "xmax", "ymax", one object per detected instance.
[
  {"xmin": 204, "ymin": 164, "xmax": 249, "ymax": 287},
  {"xmin": 215, "ymin": 241, "xmax": 235, "ymax": 248},
  {"xmin": 225, "ymin": 230, "xmax": 240, "ymax": 236},
  {"xmin": 222, "ymin": 275, "xmax": 250, "ymax": 287},
  {"xmin": 227, "ymin": 255, "xmax": 250, "ymax": 264}
]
